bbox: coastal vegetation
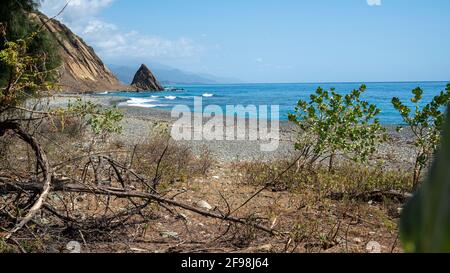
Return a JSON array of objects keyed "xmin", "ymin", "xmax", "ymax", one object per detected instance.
[
  {"xmin": 1, "ymin": 0, "xmax": 450, "ymax": 254},
  {"xmin": 0, "ymin": 0, "xmax": 60, "ymax": 89},
  {"xmin": 288, "ymin": 85, "xmax": 386, "ymax": 171},
  {"xmin": 400, "ymin": 108, "xmax": 450, "ymax": 252},
  {"xmin": 392, "ymin": 85, "xmax": 450, "ymax": 188}
]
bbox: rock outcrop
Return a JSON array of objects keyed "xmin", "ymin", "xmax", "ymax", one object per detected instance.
[
  {"xmin": 31, "ymin": 13, "xmax": 132, "ymax": 93},
  {"xmin": 131, "ymin": 64, "xmax": 165, "ymax": 91}
]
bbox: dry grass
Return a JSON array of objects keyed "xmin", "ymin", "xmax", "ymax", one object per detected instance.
[
  {"xmin": 38, "ymin": 115, "xmax": 87, "ymax": 140},
  {"xmin": 131, "ymin": 136, "xmax": 215, "ymax": 190},
  {"xmin": 235, "ymin": 158, "xmax": 412, "ymax": 196},
  {"xmin": 0, "ymin": 122, "xmax": 409, "ymax": 253},
  {"xmin": 0, "ymin": 126, "xmax": 217, "ymax": 252}
]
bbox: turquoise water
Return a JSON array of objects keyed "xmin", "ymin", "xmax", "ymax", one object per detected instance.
[{"xmin": 100, "ymin": 81, "xmax": 449, "ymax": 125}]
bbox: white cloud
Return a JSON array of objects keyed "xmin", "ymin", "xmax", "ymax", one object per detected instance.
[
  {"xmin": 83, "ymin": 20, "xmax": 202, "ymax": 59},
  {"xmin": 39, "ymin": 0, "xmax": 203, "ymax": 60},
  {"xmin": 40, "ymin": 0, "xmax": 115, "ymax": 22},
  {"xmin": 367, "ymin": 0, "xmax": 382, "ymax": 6}
]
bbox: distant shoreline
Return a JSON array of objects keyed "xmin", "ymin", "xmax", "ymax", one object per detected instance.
[
  {"xmin": 85, "ymin": 80, "xmax": 450, "ymax": 88},
  {"xmin": 44, "ymin": 94, "xmax": 417, "ymax": 167},
  {"xmin": 49, "ymin": 93, "xmax": 415, "ymax": 130},
  {"xmin": 82, "ymin": 81, "xmax": 448, "ymax": 125}
]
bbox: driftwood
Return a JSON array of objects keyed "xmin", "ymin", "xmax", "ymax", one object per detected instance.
[{"xmin": 0, "ymin": 178, "xmax": 276, "ymax": 235}]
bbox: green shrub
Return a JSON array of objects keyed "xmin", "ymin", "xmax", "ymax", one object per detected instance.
[
  {"xmin": 0, "ymin": 0, "xmax": 61, "ymax": 90},
  {"xmin": 392, "ymin": 84, "xmax": 450, "ymax": 187},
  {"xmin": 66, "ymin": 98, "xmax": 124, "ymax": 136},
  {"xmin": 288, "ymin": 85, "xmax": 386, "ymax": 171},
  {"xmin": 400, "ymin": 106, "xmax": 450, "ymax": 252}
]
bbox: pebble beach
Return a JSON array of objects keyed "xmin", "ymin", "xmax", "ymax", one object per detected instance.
[{"xmin": 45, "ymin": 94, "xmax": 418, "ymax": 170}]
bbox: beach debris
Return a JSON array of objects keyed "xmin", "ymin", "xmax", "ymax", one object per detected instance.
[
  {"xmin": 244, "ymin": 244, "xmax": 273, "ymax": 253},
  {"xmin": 130, "ymin": 247, "xmax": 148, "ymax": 253},
  {"xmin": 366, "ymin": 241, "xmax": 382, "ymax": 253},
  {"xmin": 176, "ymin": 213, "xmax": 188, "ymax": 221},
  {"xmin": 66, "ymin": 241, "xmax": 82, "ymax": 253},
  {"xmin": 160, "ymin": 231, "xmax": 180, "ymax": 240},
  {"xmin": 196, "ymin": 200, "xmax": 213, "ymax": 211},
  {"xmin": 270, "ymin": 217, "xmax": 278, "ymax": 229}
]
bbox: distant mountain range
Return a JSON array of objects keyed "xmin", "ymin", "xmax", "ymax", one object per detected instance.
[{"xmin": 109, "ymin": 63, "xmax": 241, "ymax": 85}]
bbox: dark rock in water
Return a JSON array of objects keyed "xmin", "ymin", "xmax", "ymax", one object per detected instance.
[
  {"xmin": 165, "ymin": 87, "xmax": 185, "ymax": 92},
  {"xmin": 131, "ymin": 64, "xmax": 164, "ymax": 91}
]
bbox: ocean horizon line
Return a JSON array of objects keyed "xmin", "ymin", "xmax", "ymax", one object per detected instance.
[{"xmin": 168, "ymin": 80, "xmax": 450, "ymax": 86}]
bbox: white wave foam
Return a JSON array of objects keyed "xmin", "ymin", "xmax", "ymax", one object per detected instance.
[
  {"xmin": 118, "ymin": 97, "xmax": 170, "ymax": 108},
  {"xmin": 202, "ymin": 93, "xmax": 214, "ymax": 97},
  {"xmin": 165, "ymin": 96, "xmax": 177, "ymax": 100},
  {"xmin": 127, "ymin": 97, "xmax": 157, "ymax": 104},
  {"xmin": 126, "ymin": 103, "xmax": 168, "ymax": 108}
]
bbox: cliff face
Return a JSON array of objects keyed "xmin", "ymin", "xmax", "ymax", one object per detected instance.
[
  {"xmin": 31, "ymin": 13, "xmax": 132, "ymax": 93},
  {"xmin": 131, "ymin": 64, "xmax": 164, "ymax": 91}
]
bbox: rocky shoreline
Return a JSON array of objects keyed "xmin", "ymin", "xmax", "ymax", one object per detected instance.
[{"xmin": 46, "ymin": 94, "xmax": 418, "ymax": 169}]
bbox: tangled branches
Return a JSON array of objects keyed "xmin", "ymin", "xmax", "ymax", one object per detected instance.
[
  {"xmin": 0, "ymin": 121, "xmax": 51, "ymax": 240},
  {"xmin": 0, "ymin": 120, "xmax": 277, "ymax": 252}
]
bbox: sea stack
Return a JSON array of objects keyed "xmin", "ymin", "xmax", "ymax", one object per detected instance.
[{"xmin": 131, "ymin": 64, "xmax": 164, "ymax": 91}]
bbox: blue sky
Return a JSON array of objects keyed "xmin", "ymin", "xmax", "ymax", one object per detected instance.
[{"xmin": 40, "ymin": 0, "xmax": 450, "ymax": 83}]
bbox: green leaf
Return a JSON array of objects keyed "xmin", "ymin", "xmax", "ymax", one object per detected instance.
[
  {"xmin": 412, "ymin": 87, "xmax": 424, "ymax": 103},
  {"xmin": 400, "ymin": 107, "xmax": 450, "ymax": 253}
]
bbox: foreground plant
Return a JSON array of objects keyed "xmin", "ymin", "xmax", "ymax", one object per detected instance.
[
  {"xmin": 288, "ymin": 85, "xmax": 386, "ymax": 171},
  {"xmin": 0, "ymin": 20, "xmax": 123, "ymax": 240},
  {"xmin": 66, "ymin": 98, "xmax": 124, "ymax": 136},
  {"xmin": 392, "ymin": 84, "xmax": 450, "ymax": 188},
  {"xmin": 0, "ymin": 37, "xmax": 57, "ymax": 113},
  {"xmin": 400, "ymin": 106, "xmax": 450, "ymax": 252}
]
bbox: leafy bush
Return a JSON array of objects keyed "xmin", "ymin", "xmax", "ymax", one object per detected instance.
[
  {"xmin": 288, "ymin": 85, "xmax": 387, "ymax": 170},
  {"xmin": 0, "ymin": 38, "xmax": 57, "ymax": 112},
  {"xmin": 400, "ymin": 106, "xmax": 450, "ymax": 253},
  {"xmin": 66, "ymin": 98, "xmax": 124, "ymax": 136},
  {"xmin": 0, "ymin": 1, "xmax": 61, "ymax": 88},
  {"xmin": 392, "ymin": 84, "xmax": 450, "ymax": 187}
]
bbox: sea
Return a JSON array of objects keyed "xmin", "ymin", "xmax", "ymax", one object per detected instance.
[{"xmin": 98, "ymin": 81, "xmax": 449, "ymax": 125}]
